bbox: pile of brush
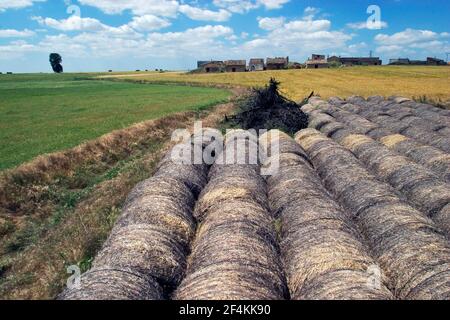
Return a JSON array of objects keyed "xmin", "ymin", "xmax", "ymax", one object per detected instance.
[{"xmin": 228, "ymin": 78, "xmax": 309, "ymax": 134}]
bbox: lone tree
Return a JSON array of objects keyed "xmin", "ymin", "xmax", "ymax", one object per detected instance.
[{"xmin": 49, "ymin": 53, "xmax": 63, "ymax": 73}]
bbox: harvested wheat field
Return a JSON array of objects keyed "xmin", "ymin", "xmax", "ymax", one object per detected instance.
[{"xmin": 60, "ymin": 95, "xmax": 450, "ymax": 300}]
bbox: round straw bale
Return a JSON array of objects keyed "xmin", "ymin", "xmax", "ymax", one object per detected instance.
[
  {"xmin": 264, "ymin": 152, "xmax": 312, "ymax": 173},
  {"xmin": 366, "ymin": 128, "xmax": 393, "ymax": 139},
  {"xmin": 340, "ymin": 103, "xmax": 363, "ymax": 114},
  {"xmin": 116, "ymin": 195, "xmax": 195, "ymax": 244},
  {"xmin": 194, "ymin": 199, "xmax": 275, "ymax": 241},
  {"xmin": 208, "ymin": 162, "xmax": 260, "ymax": 181},
  {"xmin": 301, "ymin": 103, "xmax": 317, "ymax": 113},
  {"xmin": 125, "ymin": 176, "xmax": 195, "ymax": 209},
  {"xmin": 393, "ymin": 97, "xmax": 412, "ymax": 104},
  {"xmin": 367, "ymin": 96, "xmax": 385, "ymax": 104},
  {"xmin": 154, "ymin": 161, "xmax": 207, "ymax": 197},
  {"xmin": 259, "ymin": 130, "xmax": 308, "ymax": 158},
  {"xmin": 328, "ymin": 97, "xmax": 345, "ymax": 106},
  {"xmin": 380, "ymin": 134, "xmax": 408, "ymax": 148},
  {"xmin": 337, "ymin": 179, "xmax": 400, "ymax": 217},
  {"xmin": 296, "ymin": 270, "xmax": 392, "ymax": 300},
  {"xmin": 374, "ymin": 226, "xmax": 450, "ymax": 299},
  {"xmin": 404, "ymin": 264, "xmax": 450, "ymax": 300},
  {"xmin": 194, "ymin": 174, "xmax": 268, "ymax": 221},
  {"xmin": 175, "ymin": 206, "xmax": 287, "ymax": 299},
  {"xmin": 59, "ymin": 267, "xmax": 163, "ymax": 300},
  {"xmin": 309, "ymin": 96, "xmax": 328, "ymax": 107},
  {"xmin": 400, "ymin": 179, "xmax": 450, "ymax": 217},
  {"xmin": 158, "ymin": 143, "xmax": 209, "ymax": 174},
  {"xmin": 174, "ymin": 261, "xmax": 287, "ymax": 300},
  {"xmin": 308, "ymin": 113, "xmax": 335, "ymax": 130},
  {"xmin": 93, "ymin": 224, "xmax": 188, "ymax": 287},
  {"xmin": 320, "ymin": 121, "xmax": 347, "ymax": 138},
  {"xmin": 357, "ymin": 201, "xmax": 433, "ymax": 248},
  {"xmin": 438, "ymin": 201, "xmax": 450, "ymax": 233},
  {"xmin": 347, "ymin": 96, "xmax": 366, "ymax": 105},
  {"xmin": 283, "ymin": 220, "xmax": 380, "ymax": 297}
]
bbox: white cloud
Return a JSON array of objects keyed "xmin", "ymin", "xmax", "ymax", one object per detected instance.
[
  {"xmin": 33, "ymin": 16, "xmax": 108, "ymax": 32},
  {"xmin": 258, "ymin": 0, "xmax": 290, "ymax": 10},
  {"xmin": 375, "ymin": 28, "xmax": 450, "ymax": 57},
  {"xmin": 347, "ymin": 21, "xmax": 388, "ymax": 30},
  {"xmin": 77, "ymin": 0, "xmax": 180, "ymax": 16},
  {"xmin": 128, "ymin": 15, "xmax": 171, "ymax": 31},
  {"xmin": 212, "ymin": 0, "xmax": 289, "ymax": 13},
  {"xmin": 238, "ymin": 16, "xmax": 352, "ymax": 58},
  {"xmin": 375, "ymin": 28, "xmax": 440, "ymax": 46},
  {"xmin": 179, "ymin": 5, "xmax": 231, "ymax": 22},
  {"xmin": 0, "ymin": 29, "xmax": 35, "ymax": 38},
  {"xmin": 0, "ymin": 0, "xmax": 45, "ymax": 12},
  {"xmin": 0, "ymin": 24, "xmax": 235, "ymax": 61},
  {"xmin": 33, "ymin": 15, "xmax": 143, "ymax": 39},
  {"xmin": 258, "ymin": 17, "xmax": 285, "ymax": 31}
]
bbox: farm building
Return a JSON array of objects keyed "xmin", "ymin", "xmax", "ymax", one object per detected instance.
[
  {"xmin": 201, "ymin": 61, "xmax": 225, "ymax": 73},
  {"xmin": 224, "ymin": 60, "xmax": 246, "ymax": 72},
  {"xmin": 306, "ymin": 54, "xmax": 329, "ymax": 69},
  {"xmin": 266, "ymin": 57, "xmax": 289, "ymax": 70},
  {"xmin": 328, "ymin": 56, "xmax": 382, "ymax": 66},
  {"xmin": 389, "ymin": 57, "xmax": 447, "ymax": 66},
  {"xmin": 197, "ymin": 61, "xmax": 209, "ymax": 68},
  {"xmin": 427, "ymin": 57, "xmax": 447, "ymax": 66},
  {"xmin": 249, "ymin": 59, "xmax": 265, "ymax": 71}
]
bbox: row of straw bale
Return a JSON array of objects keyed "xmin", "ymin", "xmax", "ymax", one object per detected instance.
[
  {"xmin": 386, "ymin": 96, "xmax": 450, "ymax": 119},
  {"xmin": 295, "ymin": 129, "xmax": 450, "ymax": 300},
  {"xmin": 333, "ymin": 100, "xmax": 450, "ymax": 154},
  {"xmin": 60, "ymin": 138, "xmax": 209, "ymax": 300},
  {"xmin": 368, "ymin": 102, "xmax": 450, "ymax": 136},
  {"xmin": 308, "ymin": 101, "xmax": 450, "ymax": 183},
  {"xmin": 303, "ymin": 103, "xmax": 450, "ymax": 235},
  {"xmin": 263, "ymin": 130, "xmax": 393, "ymax": 300},
  {"xmin": 174, "ymin": 130, "xmax": 288, "ymax": 300}
]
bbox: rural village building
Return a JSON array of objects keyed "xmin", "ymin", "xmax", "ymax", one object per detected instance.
[
  {"xmin": 328, "ymin": 56, "xmax": 382, "ymax": 66},
  {"xmin": 249, "ymin": 59, "xmax": 265, "ymax": 71},
  {"xmin": 224, "ymin": 60, "xmax": 246, "ymax": 72},
  {"xmin": 306, "ymin": 54, "xmax": 329, "ymax": 69},
  {"xmin": 266, "ymin": 57, "xmax": 289, "ymax": 70},
  {"xmin": 201, "ymin": 61, "xmax": 225, "ymax": 73},
  {"xmin": 389, "ymin": 57, "xmax": 447, "ymax": 66}
]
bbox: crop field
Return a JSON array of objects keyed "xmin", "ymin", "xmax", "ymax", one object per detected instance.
[
  {"xmin": 59, "ymin": 95, "xmax": 450, "ymax": 300},
  {"xmin": 104, "ymin": 66, "xmax": 450, "ymax": 102},
  {"xmin": 0, "ymin": 73, "xmax": 230, "ymax": 170}
]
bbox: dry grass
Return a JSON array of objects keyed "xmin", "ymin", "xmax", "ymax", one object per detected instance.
[{"xmin": 104, "ymin": 66, "xmax": 450, "ymax": 102}]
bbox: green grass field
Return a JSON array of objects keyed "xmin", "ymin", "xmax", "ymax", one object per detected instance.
[{"xmin": 0, "ymin": 73, "xmax": 230, "ymax": 170}]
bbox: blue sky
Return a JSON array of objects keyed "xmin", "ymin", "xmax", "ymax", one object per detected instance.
[{"xmin": 0, "ymin": 0, "xmax": 449, "ymax": 72}]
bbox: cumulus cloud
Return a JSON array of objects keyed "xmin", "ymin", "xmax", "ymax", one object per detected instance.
[
  {"xmin": 33, "ymin": 16, "xmax": 108, "ymax": 32},
  {"xmin": 128, "ymin": 15, "xmax": 171, "ymax": 31},
  {"xmin": 258, "ymin": 17, "xmax": 285, "ymax": 31},
  {"xmin": 0, "ymin": 0, "xmax": 45, "ymax": 12},
  {"xmin": 213, "ymin": 0, "xmax": 289, "ymax": 13},
  {"xmin": 0, "ymin": 24, "xmax": 235, "ymax": 60},
  {"xmin": 179, "ymin": 5, "xmax": 231, "ymax": 22},
  {"xmin": 375, "ymin": 28, "xmax": 450, "ymax": 56},
  {"xmin": 0, "ymin": 29, "xmax": 35, "ymax": 38},
  {"xmin": 77, "ymin": 0, "xmax": 180, "ymax": 17},
  {"xmin": 238, "ymin": 16, "xmax": 352, "ymax": 57}
]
